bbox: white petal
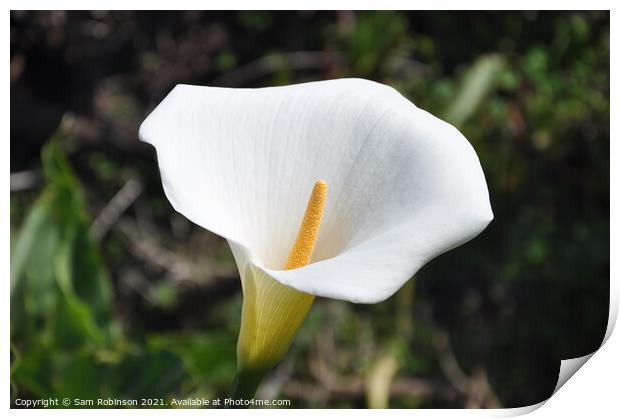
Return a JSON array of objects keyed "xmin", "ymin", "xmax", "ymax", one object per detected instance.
[{"xmin": 139, "ymin": 78, "xmax": 492, "ymax": 304}]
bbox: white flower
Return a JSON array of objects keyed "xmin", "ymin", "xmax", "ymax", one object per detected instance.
[{"xmin": 139, "ymin": 78, "xmax": 492, "ymax": 375}]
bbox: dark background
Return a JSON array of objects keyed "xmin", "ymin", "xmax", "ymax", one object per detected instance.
[{"xmin": 10, "ymin": 11, "xmax": 609, "ymax": 408}]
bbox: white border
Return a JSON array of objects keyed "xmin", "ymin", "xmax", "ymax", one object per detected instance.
[{"xmin": 5, "ymin": 3, "xmax": 617, "ymax": 418}]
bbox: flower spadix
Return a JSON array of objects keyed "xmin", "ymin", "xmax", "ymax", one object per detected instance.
[
  {"xmin": 236, "ymin": 180, "xmax": 327, "ymax": 372},
  {"xmin": 139, "ymin": 78, "xmax": 493, "ymax": 388}
]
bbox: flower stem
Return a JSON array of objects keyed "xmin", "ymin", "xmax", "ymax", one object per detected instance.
[{"xmin": 228, "ymin": 369, "xmax": 267, "ymax": 408}]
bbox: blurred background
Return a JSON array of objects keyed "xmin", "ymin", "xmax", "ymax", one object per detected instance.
[{"xmin": 10, "ymin": 11, "xmax": 609, "ymax": 408}]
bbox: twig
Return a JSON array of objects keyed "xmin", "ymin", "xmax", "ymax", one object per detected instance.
[
  {"xmin": 433, "ymin": 331, "xmax": 502, "ymax": 408},
  {"xmin": 121, "ymin": 268, "xmax": 156, "ymax": 304},
  {"xmin": 305, "ymin": 322, "xmax": 458, "ymax": 405},
  {"xmin": 91, "ymin": 177, "xmax": 143, "ymax": 240},
  {"xmin": 282, "ymin": 375, "xmax": 457, "ymax": 404},
  {"xmin": 115, "ymin": 217, "xmax": 235, "ymax": 283},
  {"xmin": 10, "ymin": 170, "xmax": 40, "ymax": 192},
  {"xmin": 433, "ymin": 332, "xmax": 471, "ymax": 395}
]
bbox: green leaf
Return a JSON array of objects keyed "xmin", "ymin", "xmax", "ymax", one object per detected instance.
[
  {"xmin": 11, "ymin": 138, "xmax": 114, "ymax": 354},
  {"xmin": 443, "ymin": 54, "xmax": 505, "ymax": 127},
  {"xmin": 10, "ymin": 191, "xmax": 55, "ymax": 297},
  {"xmin": 148, "ymin": 333, "xmax": 237, "ymax": 385}
]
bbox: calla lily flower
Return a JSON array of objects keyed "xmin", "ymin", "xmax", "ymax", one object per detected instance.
[{"xmin": 139, "ymin": 78, "xmax": 492, "ymax": 397}]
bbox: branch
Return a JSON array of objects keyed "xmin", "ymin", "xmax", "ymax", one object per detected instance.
[
  {"xmin": 10, "ymin": 170, "xmax": 40, "ymax": 192},
  {"xmin": 91, "ymin": 177, "xmax": 143, "ymax": 240},
  {"xmin": 433, "ymin": 331, "xmax": 502, "ymax": 408},
  {"xmin": 115, "ymin": 217, "xmax": 236, "ymax": 283}
]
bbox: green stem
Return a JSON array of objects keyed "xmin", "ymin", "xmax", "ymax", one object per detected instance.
[{"xmin": 227, "ymin": 369, "xmax": 268, "ymax": 408}]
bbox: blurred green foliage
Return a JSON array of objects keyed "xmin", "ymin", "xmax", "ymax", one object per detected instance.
[
  {"xmin": 11, "ymin": 140, "xmax": 113, "ymax": 348},
  {"xmin": 10, "ymin": 11, "xmax": 609, "ymax": 408},
  {"xmin": 11, "ymin": 140, "xmax": 237, "ymax": 403}
]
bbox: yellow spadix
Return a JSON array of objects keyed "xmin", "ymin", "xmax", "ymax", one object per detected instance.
[{"xmin": 236, "ymin": 180, "xmax": 327, "ymax": 373}]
